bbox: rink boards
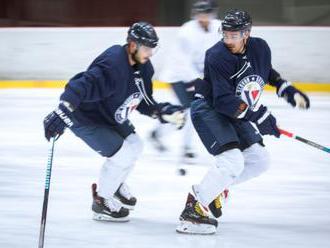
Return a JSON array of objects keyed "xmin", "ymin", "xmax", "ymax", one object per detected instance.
[{"xmin": 1, "ymin": 26, "xmax": 330, "ymax": 91}]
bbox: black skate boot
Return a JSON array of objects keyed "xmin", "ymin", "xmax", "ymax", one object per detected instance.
[
  {"xmin": 208, "ymin": 189, "xmax": 229, "ymax": 218},
  {"xmin": 208, "ymin": 195, "xmax": 222, "ymax": 218},
  {"xmin": 114, "ymin": 183, "xmax": 137, "ymax": 210},
  {"xmin": 91, "ymin": 183, "xmax": 129, "ymax": 222},
  {"xmin": 176, "ymin": 193, "xmax": 218, "ymax": 234}
]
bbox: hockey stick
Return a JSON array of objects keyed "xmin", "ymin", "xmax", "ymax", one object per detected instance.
[
  {"xmin": 38, "ymin": 137, "xmax": 56, "ymax": 248},
  {"xmin": 279, "ymin": 128, "xmax": 330, "ymax": 154}
]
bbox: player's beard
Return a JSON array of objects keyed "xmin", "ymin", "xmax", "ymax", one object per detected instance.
[
  {"xmin": 225, "ymin": 44, "xmax": 236, "ymax": 53},
  {"xmin": 132, "ymin": 49, "xmax": 148, "ymax": 64},
  {"xmin": 226, "ymin": 42, "xmax": 245, "ymax": 54}
]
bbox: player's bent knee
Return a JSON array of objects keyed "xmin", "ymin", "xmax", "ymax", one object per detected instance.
[
  {"xmin": 250, "ymin": 143, "xmax": 270, "ymax": 173},
  {"xmin": 215, "ymin": 148, "xmax": 244, "ymax": 178},
  {"xmin": 125, "ymin": 133, "xmax": 144, "ymax": 160}
]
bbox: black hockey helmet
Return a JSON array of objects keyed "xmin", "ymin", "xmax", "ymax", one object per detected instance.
[
  {"xmin": 192, "ymin": 0, "xmax": 218, "ymax": 14},
  {"xmin": 127, "ymin": 21, "xmax": 159, "ymax": 48},
  {"xmin": 221, "ymin": 9, "xmax": 252, "ymax": 32}
]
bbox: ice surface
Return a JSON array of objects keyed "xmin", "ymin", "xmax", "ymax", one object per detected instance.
[{"xmin": 0, "ymin": 89, "xmax": 329, "ymax": 248}]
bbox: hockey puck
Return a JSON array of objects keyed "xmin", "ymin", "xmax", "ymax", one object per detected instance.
[{"xmin": 178, "ymin": 168, "xmax": 187, "ymax": 176}]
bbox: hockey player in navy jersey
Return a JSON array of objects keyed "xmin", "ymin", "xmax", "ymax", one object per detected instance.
[
  {"xmin": 43, "ymin": 22, "xmax": 185, "ymax": 222},
  {"xmin": 176, "ymin": 10, "xmax": 310, "ymax": 234}
]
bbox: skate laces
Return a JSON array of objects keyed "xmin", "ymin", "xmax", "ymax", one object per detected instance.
[{"xmin": 119, "ymin": 183, "xmax": 133, "ymax": 200}]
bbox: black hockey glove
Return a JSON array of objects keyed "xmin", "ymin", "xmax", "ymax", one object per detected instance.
[
  {"xmin": 157, "ymin": 102, "xmax": 186, "ymax": 129},
  {"xmin": 277, "ymin": 82, "xmax": 310, "ymax": 109},
  {"xmin": 43, "ymin": 102, "xmax": 74, "ymax": 141},
  {"xmin": 244, "ymin": 105, "xmax": 280, "ymax": 138}
]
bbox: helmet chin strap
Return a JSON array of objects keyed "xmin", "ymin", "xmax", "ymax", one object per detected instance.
[
  {"xmin": 240, "ymin": 40, "xmax": 247, "ymax": 54},
  {"xmin": 132, "ymin": 43, "xmax": 141, "ymax": 64},
  {"xmin": 127, "ymin": 43, "xmax": 140, "ymax": 65},
  {"xmin": 239, "ymin": 31, "xmax": 249, "ymax": 54},
  {"xmin": 132, "ymin": 51, "xmax": 139, "ymax": 64}
]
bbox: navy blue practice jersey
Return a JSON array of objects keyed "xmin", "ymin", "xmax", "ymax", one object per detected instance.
[
  {"xmin": 60, "ymin": 45, "xmax": 158, "ymax": 126},
  {"xmin": 200, "ymin": 37, "xmax": 273, "ymax": 118}
]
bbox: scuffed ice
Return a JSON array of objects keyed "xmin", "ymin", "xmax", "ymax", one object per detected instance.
[{"xmin": 0, "ymin": 89, "xmax": 329, "ymax": 248}]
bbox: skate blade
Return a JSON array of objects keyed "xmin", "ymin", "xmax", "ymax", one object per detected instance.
[
  {"xmin": 93, "ymin": 213, "xmax": 129, "ymax": 222},
  {"xmin": 176, "ymin": 220, "xmax": 217, "ymax": 235},
  {"xmin": 121, "ymin": 203, "xmax": 135, "ymax": 211}
]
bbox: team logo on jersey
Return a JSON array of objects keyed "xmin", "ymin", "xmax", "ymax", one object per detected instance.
[
  {"xmin": 114, "ymin": 92, "xmax": 142, "ymax": 124},
  {"xmin": 235, "ymin": 75, "xmax": 265, "ymax": 109}
]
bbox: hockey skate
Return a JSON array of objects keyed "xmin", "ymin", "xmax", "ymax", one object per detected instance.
[
  {"xmin": 176, "ymin": 193, "xmax": 218, "ymax": 235},
  {"xmin": 149, "ymin": 129, "xmax": 167, "ymax": 152},
  {"xmin": 91, "ymin": 183, "xmax": 129, "ymax": 222},
  {"xmin": 208, "ymin": 189, "xmax": 229, "ymax": 218},
  {"xmin": 114, "ymin": 183, "xmax": 137, "ymax": 210}
]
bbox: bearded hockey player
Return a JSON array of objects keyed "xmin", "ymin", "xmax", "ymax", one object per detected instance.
[{"xmin": 43, "ymin": 21, "xmax": 185, "ymax": 222}]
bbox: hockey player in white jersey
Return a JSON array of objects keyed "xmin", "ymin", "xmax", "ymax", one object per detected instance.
[{"xmin": 149, "ymin": 0, "xmax": 222, "ymax": 159}]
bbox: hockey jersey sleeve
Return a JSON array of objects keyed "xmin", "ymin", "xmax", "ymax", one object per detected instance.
[
  {"xmin": 205, "ymin": 53, "xmax": 248, "ymax": 118},
  {"xmin": 159, "ymin": 25, "xmax": 200, "ymax": 83},
  {"xmin": 135, "ymin": 85, "xmax": 158, "ymax": 117},
  {"xmin": 60, "ymin": 65, "xmax": 116, "ymax": 110},
  {"xmin": 268, "ymin": 67, "xmax": 291, "ymax": 96},
  {"xmin": 136, "ymin": 64, "xmax": 159, "ymax": 117}
]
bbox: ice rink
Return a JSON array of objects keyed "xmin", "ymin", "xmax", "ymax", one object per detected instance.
[{"xmin": 0, "ymin": 89, "xmax": 329, "ymax": 248}]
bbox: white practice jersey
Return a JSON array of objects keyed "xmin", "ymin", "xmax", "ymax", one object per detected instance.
[{"xmin": 160, "ymin": 19, "xmax": 222, "ymax": 83}]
